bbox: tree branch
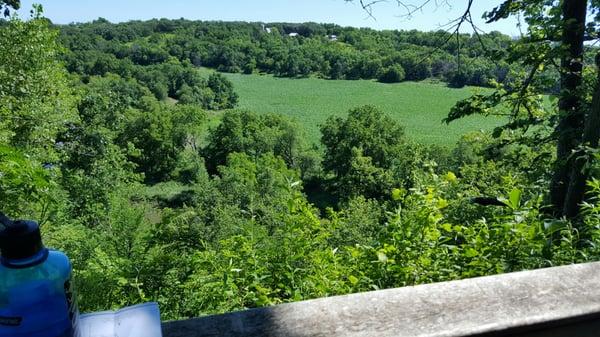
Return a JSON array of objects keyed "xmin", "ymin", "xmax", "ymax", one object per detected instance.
[
  {"xmin": 350, "ymin": 0, "xmax": 490, "ymax": 61},
  {"xmin": 347, "ymin": 0, "xmax": 453, "ymax": 20}
]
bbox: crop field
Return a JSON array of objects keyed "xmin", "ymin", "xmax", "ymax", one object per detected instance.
[{"xmin": 199, "ymin": 68, "xmax": 503, "ymax": 146}]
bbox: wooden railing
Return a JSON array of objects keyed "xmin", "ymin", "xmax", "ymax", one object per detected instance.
[{"xmin": 162, "ymin": 262, "xmax": 600, "ymax": 337}]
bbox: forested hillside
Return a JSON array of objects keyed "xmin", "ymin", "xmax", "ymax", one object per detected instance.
[
  {"xmin": 58, "ymin": 18, "xmax": 520, "ymax": 90},
  {"xmin": 1, "ymin": 1, "xmax": 600, "ymax": 322}
]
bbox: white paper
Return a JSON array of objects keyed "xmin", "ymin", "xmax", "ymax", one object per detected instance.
[{"xmin": 78, "ymin": 302, "xmax": 162, "ymax": 337}]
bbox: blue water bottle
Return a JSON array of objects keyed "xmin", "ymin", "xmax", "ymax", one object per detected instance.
[{"xmin": 0, "ymin": 214, "xmax": 79, "ymax": 337}]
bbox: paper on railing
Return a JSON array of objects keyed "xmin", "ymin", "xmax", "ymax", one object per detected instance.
[{"xmin": 78, "ymin": 302, "xmax": 162, "ymax": 337}]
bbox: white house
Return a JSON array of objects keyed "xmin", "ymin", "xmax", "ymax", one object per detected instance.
[
  {"xmin": 288, "ymin": 32, "xmax": 299, "ymax": 37},
  {"xmin": 328, "ymin": 34, "xmax": 338, "ymax": 41},
  {"xmin": 261, "ymin": 24, "xmax": 273, "ymax": 33}
]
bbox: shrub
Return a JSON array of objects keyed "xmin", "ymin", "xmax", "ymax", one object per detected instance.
[{"xmin": 377, "ymin": 65, "xmax": 405, "ymax": 83}]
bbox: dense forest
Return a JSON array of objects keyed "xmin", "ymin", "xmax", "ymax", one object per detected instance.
[
  {"xmin": 58, "ymin": 18, "xmax": 521, "ymax": 88},
  {"xmin": 1, "ymin": 0, "xmax": 600, "ymax": 321}
]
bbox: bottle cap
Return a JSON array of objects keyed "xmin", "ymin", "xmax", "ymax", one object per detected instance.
[{"xmin": 0, "ymin": 217, "xmax": 45, "ymax": 260}]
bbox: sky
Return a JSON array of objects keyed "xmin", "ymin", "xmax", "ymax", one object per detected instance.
[{"xmin": 17, "ymin": 0, "xmax": 522, "ymax": 36}]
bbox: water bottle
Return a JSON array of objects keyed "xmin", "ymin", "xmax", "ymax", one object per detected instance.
[{"xmin": 0, "ymin": 214, "xmax": 79, "ymax": 337}]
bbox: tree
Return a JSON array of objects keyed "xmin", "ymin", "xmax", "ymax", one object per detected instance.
[
  {"xmin": 0, "ymin": 145, "xmax": 51, "ymax": 219},
  {"xmin": 548, "ymin": 0, "xmax": 597, "ymax": 217},
  {"xmin": 57, "ymin": 15, "xmax": 522, "ymax": 85},
  {"xmin": 0, "ymin": 0, "xmax": 18, "ymax": 17},
  {"xmin": 448, "ymin": 71, "xmax": 467, "ymax": 88},
  {"xmin": 0, "ymin": 5, "xmax": 74, "ymax": 220},
  {"xmin": 353, "ymin": 0, "xmax": 600, "ymax": 218},
  {"xmin": 478, "ymin": 0, "xmax": 599, "ymax": 218},
  {"xmin": 216, "ymin": 152, "xmax": 301, "ymax": 225},
  {"xmin": 378, "ymin": 65, "xmax": 405, "ymax": 83},
  {"xmin": 321, "ymin": 106, "xmax": 415, "ymax": 199},
  {"xmin": 0, "ymin": 5, "xmax": 75, "ymax": 160},
  {"xmin": 396, "ymin": 50, "xmax": 431, "ymax": 81},
  {"xmin": 207, "ymin": 72, "xmax": 238, "ymax": 109},
  {"xmin": 336, "ymin": 147, "xmax": 395, "ymax": 199},
  {"xmin": 321, "ymin": 105, "xmax": 405, "ymax": 177},
  {"xmin": 203, "ymin": 110, "xmax": 308, "ymax": 174}
]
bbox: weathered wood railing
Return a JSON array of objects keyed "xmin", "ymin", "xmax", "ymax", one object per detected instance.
[{"xmin": 162, "ymin": 262, "xmax": 600, "ymax": 337}]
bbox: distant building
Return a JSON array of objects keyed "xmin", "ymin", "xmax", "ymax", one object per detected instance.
[
  {"xmin": 288, "ymin": 32, "xmax": 299, "ymax": 37},
  {"xmin": 328, "ymin": 34, "xmax": 338, "ymax": 41},
  {"xmin": 261, "ymin": 24, "xmax": 273, "ymax": 33}
]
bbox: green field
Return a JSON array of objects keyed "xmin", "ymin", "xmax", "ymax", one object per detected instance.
[{"xmin": 200, "ymin": 68, "xmax": 503, "ymax": 146}]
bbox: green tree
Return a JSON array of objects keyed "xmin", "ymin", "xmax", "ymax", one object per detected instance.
[
  {"xmin": 0, "ymin": 5, "xmax": 74, "ymax": 220},
  {"xmin": 216, "ymin": 152, "xmax": 301, "ymax": 228},
  {"xmin": 0, "ymin": 0, "xmax": 19, "ymax": 16},
  {"xmin": 336, "ymin": 147, "xmax": 395, "ymax": 199},
  {"xmin": 0, "ymin": 6, "xmax": 75, "ymax": 160},
  {"xmin": 58, "ymin": 82, "xmax": 141, "ymax": 224},
  {"xmin": 321, "ymin": 106, "xmax": 416, "ymax": 199},
  {"xmin": 203, "ymin": 110, "xmax": 309, "ymax": 174},
  {"xmin": 321, "ymin": 105, "xmax": 405, "ymax": 177},
  {"xmin": 359, "ymin": 0, "xmax": 599, "ymax": 218},
  {"xmin": 119, "ymin": 103, "xmax": 205, "ymax": 183},
  {"xmin": 0, "ymin": 145, "xmax": 51, "ymax": 219},
  {"xmin": 206, "ymin": 72, "xmax": 238, "ymax": 109},
  {"xmin": 463, "ymin": 0, "xmax": 598, "ymax": 218},
  {"xmin": 377, "ymin": 64, "xmax": 405, "ymax": 83}
]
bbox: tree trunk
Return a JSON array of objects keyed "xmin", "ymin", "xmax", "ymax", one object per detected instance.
[
  {"xmin": 549, "ymin": 0, "xmax": 588, "ymax": 217},
  {"xmin": 563, "ymin": 53, "xmax": 600, "ymax": 218}
]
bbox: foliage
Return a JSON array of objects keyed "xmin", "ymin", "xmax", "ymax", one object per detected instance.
[
  {"xmin": 445, "ymin": 0, "xmax": 600, "ymax": 218},
  {"xmin": 206, "ymin": 73, "xmax": 238, "ymax": 109},
  {"xmin": 0, "ymin": 145, "xmax": 52, "ymax": 220},
  {"xmin": 3, "ymin": 2, "xmax": 600, "ymax": 326},
  {"xmin": 215, "ymin": 152, "xmax": 301, "ymax": 231},
  {"xmin": 0, "ymin": 6, "xmax": 75, "ymax": 160},
  {"xmin": 57, "ymin": 19, "xmax": 519, "ymax": 88},
  {"xmin": 0, "ymin": 6, "xmax": 74, "ymax": 223},
  {"xmin": 320, "ymin": 105, "xmax": 423, "ymax": 199},
  {"xmin": 0, "ymin": 0, "xmax": 19, "ymax": 16},
  {"xmin": 321, "ymin": 105, "xmax": 405, "ymax": 176},
  {"xmin": 377, "ymin": 65, "xmax": 405, "ymax": 83},
  {"xmin": 203, "ymin": 110, "xmax": 314, "ymax": 176}
]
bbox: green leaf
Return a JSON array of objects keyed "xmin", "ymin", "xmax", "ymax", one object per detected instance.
[
  {"xmin": 543, "ymin": 220, "xmax": 567, "ymax": 235},
  {"xmin": 464, "ymin": 248, "xmax": 479, "ymax": 258},
  {"xmin": 509, "ymin": 188, "xmax": 522, "ymax": 209},
  {"xmin": 391, "ymin": 188, "xmax": 405, "ymax": 201},
  {"xmin": 377, "ymin": 252, "xmax": 388, "ymax": 263},
  {"xmin": 501, "ymin": 188, "xmax": 522, "ymax": 209},
  {"xmin": 443, "ymin": 171, "xmax": 457, "ymax": 183},
  {"xmin": 436, "ymin": 198, "xmax": 449, "ymax": 209}
]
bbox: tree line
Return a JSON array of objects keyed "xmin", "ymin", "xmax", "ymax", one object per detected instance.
[{"xmin": 57, "ymin": 18, "xmax": 522, "ymax": 88}]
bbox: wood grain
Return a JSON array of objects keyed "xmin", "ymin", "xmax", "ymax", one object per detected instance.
[{"xmin": 162, "ymin": 262, "xmax": 600, "ymax": 337}]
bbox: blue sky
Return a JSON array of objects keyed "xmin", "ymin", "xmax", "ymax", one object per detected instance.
[{"xmin": 18, "ymin": 0, "xmax": 522, "ymax": 36}]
